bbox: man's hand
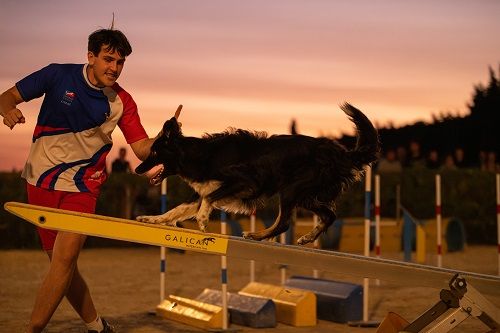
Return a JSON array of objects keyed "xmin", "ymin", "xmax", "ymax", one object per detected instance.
[{"xmin": 2, "ymin": 108, "xmax": 25, "ymax": 129}]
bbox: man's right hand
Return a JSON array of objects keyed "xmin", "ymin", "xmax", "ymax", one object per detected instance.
[{"xmin": 2, "ymin": 108, "xmax": 25, "ymax": 129}]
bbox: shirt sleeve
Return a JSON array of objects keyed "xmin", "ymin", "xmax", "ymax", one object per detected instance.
[
  {"xmin": 116, "ymin": 87, "xmax": 149, "ymax": 144},
  {"xmin": 15, "ymin": 64, "xmax": 58, "ymax": 102}
]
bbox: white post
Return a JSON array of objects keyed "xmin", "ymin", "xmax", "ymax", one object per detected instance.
[
  {"xmin": 375, "ymin": 174, "xmax": 381, "ymax": 286},
  {"xmin": 496, "ymin": 174, "xmax": 500, "ymax": 276},
  {"xmin": 313, "ymin": 214, "xmax": 320, "ymax": 278},
  {"xmin": 436, "ymin": 174, "xmax": 442, "ymax": 268},
  {"xmin": 363, "ymin": 165, "xmax": 372, "ymax": 322},
  {"xmin": 375, "ymin": 174, "xmax": 381, "ymax": 259},
  {"xmin": 160, "ymin": 179, "xmax": 167, "ymax": 303},
  {"xmin": 220, "ymin": 211, "xmax": 229, "ymax": 330},
  {"xmin": 280, "ymin": 232, "xmax": 287, "ymax": 285},
  {"xmin": 250, "ymin": 210, "xmax": 256, "ymax": 282}
]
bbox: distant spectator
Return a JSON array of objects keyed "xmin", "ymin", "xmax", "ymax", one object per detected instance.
[
  {"xmin": 111, "ymin": 147, "xmax": 132, "ymax": 173},
  {"xmin": 290, "ymin": 118, "xmax": 298, "ymax": 135},
  {"xmin": 479, "ymin": 150, "xmax": 488, "ymax": 171},
  {"xmin": 426, "ymin": 149, "xmax": 440, "ymax": 169},
  {"xmin": 484, "ymin": 151, "xmax": 499, "ymax": 172},
  {"xmin": 407, "ymin": 140, "xmax": 425, "ymax": 168},
  {"xmin": 453, "ymin": 147, "xmax": 467, "ymax": 168},
  {"xmin": 396, "ymin": 146, "xmax": 409, "ymax": 168},
  {"xmin": 376, "ymin": 149, "xmax": 402, "ymax": 173},
  {"xmin": 441, "ymin": 154, "xmax": 456, "ymax": 170}
]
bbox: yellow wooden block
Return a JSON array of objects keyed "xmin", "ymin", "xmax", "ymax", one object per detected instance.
[
  {"xmin": 156, "ymin": 295, "xmax": 223, "ymax": 330},
  {"xmin": 238, "ymin": 282, "xmax": 316, "ymax": 326}
]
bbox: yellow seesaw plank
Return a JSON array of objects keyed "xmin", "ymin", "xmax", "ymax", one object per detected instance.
[
  {"xmin": 4, "ymin": 202, "xmax": 228, "ymax": 255},
  {"xmin": 4, "ymin": 201, "xmax": 500, "ymax": 297}
]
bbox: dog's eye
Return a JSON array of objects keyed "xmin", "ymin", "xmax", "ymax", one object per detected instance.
[{"xmin": 150, "ymin": 151, "xmax": 157, "ymax": 158}]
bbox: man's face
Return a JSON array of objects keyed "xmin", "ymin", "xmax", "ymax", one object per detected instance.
[{"xmin": 87, "ymin": 45, "xmax": 126, "ymax": 88}]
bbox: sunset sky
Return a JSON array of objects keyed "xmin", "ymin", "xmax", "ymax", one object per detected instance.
[{"xmin": 0, "ymin": 0, "xmax": 499, "ymax": 171}]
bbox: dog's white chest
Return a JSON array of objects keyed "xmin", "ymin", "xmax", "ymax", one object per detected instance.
[{"xmin": 184, "ymin": 179, "xmax": 222, "ymax": 196}]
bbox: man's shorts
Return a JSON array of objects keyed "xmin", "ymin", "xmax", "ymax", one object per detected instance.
[{"xmin": 26, "ymin": 183, "xmax": 98, "ymax": 251}]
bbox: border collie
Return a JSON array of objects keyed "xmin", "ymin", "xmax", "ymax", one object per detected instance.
[{"xmin": 135, "ymin": 103, "xmax": 379, "ymax": 245}]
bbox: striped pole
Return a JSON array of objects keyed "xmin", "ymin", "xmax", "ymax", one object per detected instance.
[
  {"xmin": 220, "ymin": 210, "xmax": 229, "ymax": 330},
  {"xmin": 496, "ymin": 174, "xmax": 500, "ymax": 276},
  {"xmin": 250, "ymin": 210, "xmax": 256, "ymax": 282},
  {"xmin": 436, "ymin": 174, "xmax": 442, "ymax": 268},
  {"xmin": 280, "ymin": 232, "xmax": 287, "ymax": 285},
  {"xmin": 313, "ymin": 214, "xmax": 320, "ymax": 278},
  {"xmin": 363, "ymin": 165, "xmax": 372, "ymax": 322},
  {"xmin": 375, "ymin": 174, "xmax": 381, "ymax": 259},
  {"xmin": 374, "ymin": 174, "xmax": 381, "ymax": 286},
  {"xmin": 160, "ymin": 179, "xmax": 167, "ymax": 303}
]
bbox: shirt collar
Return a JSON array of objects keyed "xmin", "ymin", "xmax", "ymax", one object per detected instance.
[{"xmin": 82, "ymin": 64, "xmax": 103, "ymax": 91}]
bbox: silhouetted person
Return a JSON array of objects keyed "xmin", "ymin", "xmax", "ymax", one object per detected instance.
[
  {"xmin": 376, "ymin": 149, "xmax": 402, "ymax": 173},
  {"xmin": 407, "ymin": 140, "xmax": 425, "ymax": 168},
  {"xmin": 441, "ymin": 154, "xmax": 457, "ymax": 170},
  {"xmin": 485, "ymin": 151, "xmax": 499, "ymax": 172},
  {"xmin": 111, "ymin": 147, "xmax": 132, "ymax": 173},
  {"xmin": 396, "ymin": 146, "xmax": 409, "ymax": 168},
  {"xmin": 453, "ymin": 147, "xmax": 467, "ymax": 168},
  {"xmin": 426, "ymin": 149, "xmax": 440, "ymax": 169}
]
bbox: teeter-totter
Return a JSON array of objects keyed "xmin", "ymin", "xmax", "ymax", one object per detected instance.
[{"xmin": 4, "ymin": 202, "xmax": 500, "ymax": 332}]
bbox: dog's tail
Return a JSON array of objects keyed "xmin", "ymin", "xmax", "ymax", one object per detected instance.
[{"xmin": 341, "ymin": 103, "xmax": 380, "ymax": 169}]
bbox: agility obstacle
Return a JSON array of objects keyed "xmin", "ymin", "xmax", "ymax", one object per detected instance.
[{"xmin": 5, "ymin": 201, "xmax": 500, "ymax": 297}]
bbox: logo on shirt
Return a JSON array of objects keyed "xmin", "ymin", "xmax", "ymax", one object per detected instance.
[{"xmin": 61, "ymin": 90, "xmax": 76, "ymax": 106}]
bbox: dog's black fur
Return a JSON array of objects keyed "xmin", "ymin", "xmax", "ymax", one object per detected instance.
[{"xmin": 135, "ymin": 103, "xmax": 380, "ymax": 245}]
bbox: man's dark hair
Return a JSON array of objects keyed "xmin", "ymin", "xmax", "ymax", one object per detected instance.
[{"xmin": 88, "ymin": 29, "xmax": 132, "ymax": 57}]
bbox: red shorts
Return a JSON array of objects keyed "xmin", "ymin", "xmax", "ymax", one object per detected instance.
[{"xmin": 26, "ymin": 183, "xmax": 98, "ymax": 251}]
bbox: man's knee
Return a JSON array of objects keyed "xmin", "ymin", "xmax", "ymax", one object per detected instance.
[{"xmin": 51, "ymin": 232, "xmax": 86, "ymax": 266}]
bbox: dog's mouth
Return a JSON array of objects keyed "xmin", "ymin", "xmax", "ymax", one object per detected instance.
[
  {"xmin": 135, "ymin": 155, "xmax": 166, "ymax": 186},
  {"xmin": 147, "ymin": 165, "xmax": 164, "ymax": 186}
]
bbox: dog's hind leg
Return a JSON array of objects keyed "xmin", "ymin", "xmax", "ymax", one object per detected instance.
[
  {"xmin": 195, "ymin": 199, "xmax": 214, "ymax": 232},
  {"xmin": 136, "ymin": 201, "xmax": 199, "ymax": 226},
  {"xmin": 242, "ymin": 196, "xmax": 293, "ymax": 241},
  {"xmin": 297, "ymin": 203, "xmax": 336, "ymax": 245}
]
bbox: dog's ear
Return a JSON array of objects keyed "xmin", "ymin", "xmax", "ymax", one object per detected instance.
[{"xmin": 162, "ymin": 117, "xmax": 181, "ymax": 139}]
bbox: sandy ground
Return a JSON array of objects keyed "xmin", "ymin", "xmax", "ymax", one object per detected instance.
[{"xmin": 1, "ymin": 245, "xmax": 499, "ymax": 333}]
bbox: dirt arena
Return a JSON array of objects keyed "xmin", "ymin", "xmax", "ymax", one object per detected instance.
[{"xmin": 1, "ymin": 245, "xmax": 499, "ymax": 332}]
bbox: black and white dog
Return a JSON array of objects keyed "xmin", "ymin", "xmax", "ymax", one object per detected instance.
[{"xmin": 135, "ymin": 103, "xmax": 380, "ymax": 245}]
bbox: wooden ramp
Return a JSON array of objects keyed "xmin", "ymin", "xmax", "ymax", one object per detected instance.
[{"xmin": 4, "ymin": 202, "xmax": 500, "ymax": 297}]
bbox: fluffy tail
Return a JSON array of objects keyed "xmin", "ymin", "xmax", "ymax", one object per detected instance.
[{"xmin": 340, "ymin": 103, "xmax": 380, "ymax": 168}]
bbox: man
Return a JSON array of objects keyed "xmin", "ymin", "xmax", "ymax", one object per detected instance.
[
  {"xmin": 0, "ymin": 28, "xmax": 157, "ymax": 333},
  {"xmin": 111, "ymin": 147, "xmax": 132, "ymax": 173}
]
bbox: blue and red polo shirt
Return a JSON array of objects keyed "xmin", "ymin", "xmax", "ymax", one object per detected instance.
[{"xmin": 16, "ymin": 63, "xmax": 148, "ymax": 193}]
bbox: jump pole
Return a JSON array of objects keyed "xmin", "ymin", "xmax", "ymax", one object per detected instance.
[
  {"xmin": 496, "ymin": 173, "xmax": 500, "ymax": 276},
  {"xmin": 280, "ymin": 232, "xmax": 287, "ymax": 285},
  {"xmin": 374, "ymin": 174, "xmax": 381, "ymax": 286},
  {"xmin": 313, "ymin": 214, "xmax": 320, "ymax": 278},
  {"xmin": 5, "ymin": 202, "xmax": 500, "ymax": 297},
  {"xmin": 160, "ymin": 179, "xmax": 167, "ymax": 303},
  {"xmin": 220, "ymin": 211, "xmax": 229, "ymax": 330},
  {"xmin": 436, "ymin": 174, "xmax": 443, "ymax": 268},
  {"xmin": 363, "ymin": 165, "xmax": 372, "ymax": 322},
  {"xmin": 249, "ymin": 210, "xmax": 256, "ymax": 282}
]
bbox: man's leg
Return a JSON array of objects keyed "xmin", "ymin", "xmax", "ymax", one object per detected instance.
[
  {"xmin": 43, "ymin": 251, "xmax": 98, "ymax": 324},
  {"xmin": 27, "ymin": 231, "xmax": 87, "ymax": 333}
]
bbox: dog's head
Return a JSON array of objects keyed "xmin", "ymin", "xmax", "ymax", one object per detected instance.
[{"xmin": 135, "ymin": 116, "xmax": 183, "ymax": 185}]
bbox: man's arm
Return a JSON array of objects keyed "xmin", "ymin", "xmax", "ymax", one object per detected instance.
[
  {"xmin": 0, "ymin": 86, "xmax": 25, "ymax": 129},
  {"xmin": 130, "ymin": 137, "xmax": 156, "ymax": 161}
]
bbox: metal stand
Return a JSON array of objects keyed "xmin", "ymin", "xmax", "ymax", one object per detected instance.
[{"xmin": 402, "ymin": 274, "xmax": 500, "ymax": 333}]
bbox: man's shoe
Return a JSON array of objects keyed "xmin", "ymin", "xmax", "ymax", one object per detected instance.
[{"xmin": 88, "ymin": 318, "xmax": 115, "ymax": 333}]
